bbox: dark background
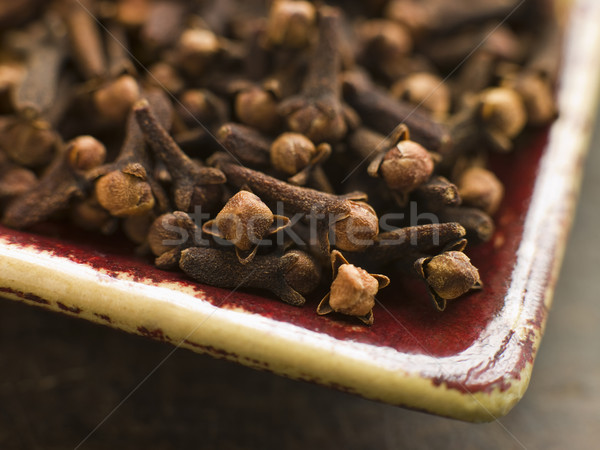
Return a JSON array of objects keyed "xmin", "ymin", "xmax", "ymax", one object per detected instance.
[{"xmin": 1, "ymin": 121, "xmax": 599, "ymax": 450}]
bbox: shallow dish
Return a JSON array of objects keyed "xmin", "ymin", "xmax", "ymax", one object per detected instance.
[{"xmin": 1, "ymin": 0, "xmax": 599, "ymax": 422}]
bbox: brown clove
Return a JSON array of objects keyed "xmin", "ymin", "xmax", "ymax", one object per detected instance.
[
  {"xmin": 180, "ymin": 247, "xmax": 321, "ymax": 306},
  {"xmin": 278, "ymin": 6, "xmax": 347, "ymax": 143},
  {"xmin": 134, "ymin": 99, "xmax": 226, "ymax": 213}
]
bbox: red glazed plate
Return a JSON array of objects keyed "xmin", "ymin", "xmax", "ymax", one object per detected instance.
[{"xmin": 1, "ymin": 0, "xmax": 598, "ymax": 422}]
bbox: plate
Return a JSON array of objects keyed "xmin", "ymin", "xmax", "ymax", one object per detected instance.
[{"xmin": 1, "ymin": 0, "xmax": 599, "ymax": 422}]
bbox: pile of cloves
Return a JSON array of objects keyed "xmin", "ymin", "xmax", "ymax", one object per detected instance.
[{"xmin": 0, "ymin": 0, "xmax": 560, "ymax": 325}]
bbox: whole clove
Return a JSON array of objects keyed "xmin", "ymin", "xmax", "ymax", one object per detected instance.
[
  {"xmin": 148, "ymin": 211, "xmax": 199, "ymax": 269},
  {"xmin": 342, "ymin": 70, "xmax": 451, "ymax": 152},
  {"xmin": 278, "ymin": 6, "xmax": 348, "ymax": 143},
  {"xmin": 180, "ymin": 247, "xmax": 321, "ymax": 306},
  {"xmin": 317, "ymin": 250, "xmax": 389, "ymax": 325},
  {"xmin": 414, "ymin": 250, "xmax": 482, "ymax": 311},
  {"xmin": 216, "ymin": 122, "xmax": 272, "ymax": 168},
  {"xmin": 134, "ymin": 99, "xmax": 226, "ymax": 213},
  {"xmin": 455, "ymin": 166, "xmax": 504, "ymax": 215},
  {"xmin": 202, "ymin": 190, "xmax": 291, "ymax": 263}
]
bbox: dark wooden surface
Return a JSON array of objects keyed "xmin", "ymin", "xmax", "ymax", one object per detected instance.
[{"xmin": 2, "ymin": 130, "xmax": 600, "ymax": 450}]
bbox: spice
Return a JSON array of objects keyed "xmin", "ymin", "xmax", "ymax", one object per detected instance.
[
  {"xmin": 367, "ymin": 125, "xmax": 435, "ymax": 206},
  {"xmin": 270, "ymin": 132, "xmax": 333, "ymax": 192},
  {"xmin": 342, "ymin": 70, "xmax": 451, "ymax": 152},
  {"xmin": 317, "ymin": 250, "xmax": 389, "ymax": 325},
  {"xmin": 202, "ymin": 190, "xmax": 291, "ymax": 264},
  {"xmin": 148, "ymin": 211, "xmax": 199, "ymax": 269},
  {"xmin": 456, "ymin": 166, "xmax": 504, "ymax": 215},
  {"xmin": 134, "ymin": 99, "xmax": 226, "ymax": 213},
  {"xmin": 0, "ymin": 0, "xmax": 561, "ymax": 325},
  {"xmin": 265, "ymin": 0, "xmax": 316, "ymax": 49},
  {"xmin": 414, "ymin": 251, "xmax": 482, "ymax": 311},
  {"xmin": 180, "ymin": 247, "xmax": 321, "ymax": 306},
  {"xmin": 215, "ymin": 159, "xmax": 377, "ymax": 258},
  {"xmin": 278, "ymin": 6, "xmax": 347, "ymax": 143},
  {"xmin": 216, "ymin": 122, "xmax": 272, "ymax": 168},
  {"xmin": 3, "ymin": 135, "xmax": 103, "ymax": 228}
]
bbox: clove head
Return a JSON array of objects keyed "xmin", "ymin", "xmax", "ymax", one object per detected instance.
[
  {"xmin": 175, "ymin": 28, "xmax": 220, "ymax": 76},
  {"xmin": 266, "ymin": 0, "xmax": 317, "ymax": 49},
  {"xmin": 357, "ymin": 19, "xmax": 412, "ymax": 78},
  {"xmin": 505, "ymin": 71, "xmax": 557, "ymax": 126},
  {"xmin": 421, "ymin": 251, "xmax": 481, "ymax": 305},
  {"xmin": 282, "ymin": 99, "xmax": 347, "ymax": 144},
  {"xmin": 270, "ymin": 132, "xmax": 316, "ymax": 175},
  {"xmin": 333, "ymin": 201, "xmax": 379, "ymax": 252},
  {"xmin": 205, "ymin": 190, "xmax": 276, "ymax": 252},
  {"xmin": 378, "ymin": 140, "xmax": 434, "ymax": 193},
  {"xmin": 478, "ymin": 87, "xmax": 527, "ymax": 140},
  {"xmin": 391, "ymin": 72, "xmax": 450, "ymax": 120},
  {"xmin": 456, "ymin": 167, "xmax": 504, "ymax": 215},
  {"xmin": 93, "ymin": 75, "xmax": 141, "ymax": 123},
  {"xmin": 318, "ymin": 250, "xmax": 390, "ymax": 324},
  {"xmin": 68, "ymin": 136, "xmax": 106, "ymax": 171},
  {"xmin": 95, "ymin": 164, "xmax": 155, "ymax": 217},
  {"xmin": 147, "ymin": 62, "xmax": 184, "ymax": 94},
  {"xmin": 235, "ymin": 86, "xmax": 281, "ymax": 133},
  {"xmin": 329, "ymin": 264, "xmax": 380, "ymax": 317},
  {"xmin": 148, "ymin": 211, "xmax": 196, "ymax": 257}
]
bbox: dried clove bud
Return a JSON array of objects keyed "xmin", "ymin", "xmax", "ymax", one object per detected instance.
[
  {"xmin": 368, "ymin": 125, "xmax": 435, "ymax": 205},
  {"xmin": 265, "ymin": 0, "xmax": 317, "ymax": 49},
  {"xmin": 317, "ymin": 250, "xmax": 389, "ymax": 325},
  {"xmin": 413, "ymin": 176, "xmax": 461, "ymax": 211},
  {"xmin": 342, "ymin": 70, "xmax": 451, "ymax": 152},
  {"xmin": 0, "ymin": 118, "xmax": 57, "ymax": 167},
  {"xmin": 95, "ymin": 163, "xmax": 155, "ymax": 217},
  {"xmin": 68, "ymin": 135, "xmax": 106, "ymax": 171},
  {"xmin": 356, "ymin": 19, "xmax": 413, "ymax": 80},
  {"xmin": 234, "ymin": 85, "xmax": 281, "ymax": 134},
  {"xmin": 93, "ymin": 75, "xmax": 141, "ymax": 123},
  {"xmin": 415, "ymin": 251, "xmax": 482, "ymax": 311},
  {"xmin": 437, "ymin": 206, "xmax": 495, "ymax": 244},
  {"xmin": 215, "ymin": 159, "xmax": 376, "ymax": 258},
  {"xmin": 178, "ymin": 89, "xmax": 228, "ymax": 128},
  {"xmin": 134, "ymin": 99, "xmax": 226, "ymax": 213},
  {"xmin": 390, "ymin": 72, "xmax": 450, "ymax": 121},
  {"xmin": 502, "ymin": 70, "xmax": 557, "ymax": 126},
  {"xmin": 92, "ymin": 89, "xmax": 173, "ymax": 216},
  {"xmin": 345, "ymin": 222, "xmax": 467, "ymax": 271},
  {"xmin": 2, "ymin": 134, "xmax": 106, "ymax": 228},
  {"xmin": 456, "ymin": 166, "xmax": 504, "ymax": 215},
  {"xmin": 148, "ymin": 211, "xmax": 198, "ymax": 269},
  {"xmin": 180, "ymin": 247, "xmax": 321, "ymax": 306},
  {"xmin": 331, "ymin": 201, "xmax": 379, "ymax": 252},
  {"xmin": 70, "ymin": 195, "xmax": 115, "ymax": 234},
  {"xmin": 147, "ymin": 62, "xmax": 184, "ymax": 95},
  {"xmin": 270, "ymin": 132, "xmax": 317, "ymax": 176},
  {"xmin": 270, "ymin": 132, "xmax": 332, "ymax": 191},
  {"xmin": 202, "ymin": 190, "xmax": 291, "ymax": 264},
  {"xmin": 477, "ymin": 87, "xmax": 527, "ymax": 152},
  {"xmin": 62, "ymin": 0, "xmax": 107, "ymax": 81},
  {"xmin": 174, "ymin": 28, "xmax": 221, "ymax": 77},
  {"xmin": 216, "ymin": 122, "xmax": 271, "ymax": 167},
  {"xmin": 278, "ymin": 6, "xmax": 348, "ymax": 143}
]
